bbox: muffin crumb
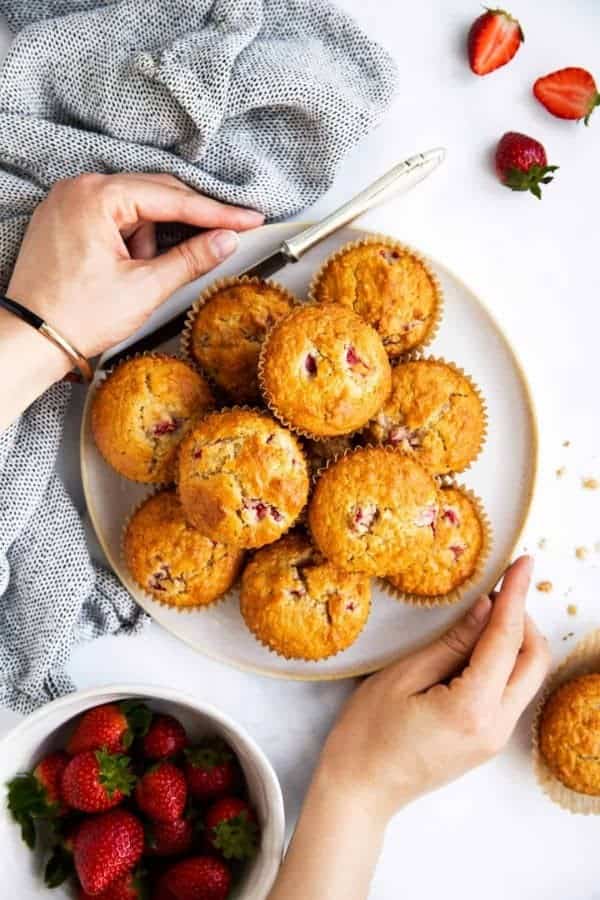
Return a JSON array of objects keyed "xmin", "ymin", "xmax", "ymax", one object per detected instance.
[
  {"xmin": 537, "ymin": 537, "xmax": 547, "ymax": 550},
  {"xmin": 555, "ymin": 466, "xmax": 566, "ymax": 479},
  {"xmin": 536, "ymin": 580, "xmax": 553, "ymax": 594},
  {"xmin": 582, "ymin": 477, "xmax": 599, "ymax": 490},
  {"xmin": 561, "ymin": 632, "xmax": 575, "ymax": 641},
  {"xmin": 567, "ymin": 604, "xmax": 578, "ymax": 617},
  {"xmin": 575, "ymin": 546, "xmax": 588, "ymax": 561},
  {"xmin": 562, "ymin": 440, "xmax": 571, "ymax": 447}
]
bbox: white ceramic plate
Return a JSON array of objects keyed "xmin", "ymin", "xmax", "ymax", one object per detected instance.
[{"xmin": 81, "ymin": 224, "xmax": 538, "ymax": 680}]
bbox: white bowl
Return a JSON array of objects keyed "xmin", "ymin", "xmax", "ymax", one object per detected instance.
[{"xmin": 0, "ymin": 685, "xmax": 285, "ymax": 898}]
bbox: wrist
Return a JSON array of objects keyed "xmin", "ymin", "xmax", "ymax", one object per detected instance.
[
  {"xmin": 312, "ymin": 751, "xmax": 393, "ymax": 831},
  {"xmin": 0, "ymin": 307, "xmax": 71, "ymax": 383}
]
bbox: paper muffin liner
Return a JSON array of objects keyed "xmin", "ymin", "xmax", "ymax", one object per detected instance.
[
  {"xmin": 91, "ymin": 351, "xmax": 215, "ymax": 488},
  {"xmin": 237, "ymin": 529, "xmax": 373, "ymax": 662},
  {"xmin": 380, "ymin": 483, "xmax": 492, "ymax": 608},
  {"xmin": 257, "ymin": 308, "xmax": 392, "ymax": 443},
  {"xmin": 180, "ymin": 274, "xmax": 300, "ymax": 404},
  {"xmin": 120, "ymin": 487, "xmax": 245, "ymax": 613},
  {"xmin": 358, "ymin": 354, "xmax": 488, "ymax": 478},
  {"xmin": 174, "ymin": 405, "xmax": 311, "ymax": 546},
  {"xmin": 307, "ymin": 233, "xmax": 444, "ymax": 358},
  {"xmin": 532, "ymin": 629, "xmax": 600, "ymax": 815}
]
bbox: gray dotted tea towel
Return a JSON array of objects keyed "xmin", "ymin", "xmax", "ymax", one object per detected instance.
[{"xmin": 0, "ymin": 0, "xmax": 398, "ymax": 713}]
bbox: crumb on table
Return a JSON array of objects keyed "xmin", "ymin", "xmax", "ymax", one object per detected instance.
[
  {"xmin": 575, "ymin": 546, "xmax": 588, "ymax": 561},
  {"xmin": 562, "ymin": 632, "xmax": 575, "ymax": 641},
  {"xmin": 556, "ymin": 466, "xmax": 566, "ymax": 479},
  {"xmin": 562, "ymin": 440, "xmax": 571, "ymax": 447},
  {"xmin": 537, "ymin": 537, "xmax": 547, "ymax": 550},
  {"xmin": 567, "ymin": 604, "xmax": 578, "ymax": 616},
  {"xmin": 536, "ymin": 580, "xmax": 553, "ymax": 593},
  {"xmin": 582, "ymin": 477, "xmax": 599, "ymax": 490}
]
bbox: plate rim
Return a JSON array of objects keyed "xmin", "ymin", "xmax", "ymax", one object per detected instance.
[{"xmin": 80, "ymin": 223, "xmax": 539, "ymax": 682}]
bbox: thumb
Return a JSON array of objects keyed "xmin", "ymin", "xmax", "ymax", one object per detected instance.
[
  {"xmin": 147, "ymin": 229, "xmax": 239, "ymax": 300},
  {"xmin": 388, "ymin": 595, "xmax": 492, "ymax": 694}
]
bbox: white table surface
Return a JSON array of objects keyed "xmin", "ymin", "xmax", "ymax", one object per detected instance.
[{"xmin": 1, "ymin": 3, "xmax": 599, "ymax": 898}]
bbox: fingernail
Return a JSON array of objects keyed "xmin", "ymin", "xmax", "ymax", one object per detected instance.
[
  {"xmin": 210, "ymin": 230, "xmax": 239, "ymax": 260},
  {"xmin": 239, "ymin": 208, "xmax": 265, "ymax": 225},
  {"xmin": 470, "ymin": 595, "xmax": 492, "ymax": 624}
]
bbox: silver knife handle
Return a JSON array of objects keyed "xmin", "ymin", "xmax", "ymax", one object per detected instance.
[{"xmin": 282, "ymin": 147, "xmax": 446, "ymax": 261}]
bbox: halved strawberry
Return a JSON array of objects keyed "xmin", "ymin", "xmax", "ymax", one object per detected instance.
[
  {"xmin": 468, "ymin": 8, "xmax": 524, "ymax": 76},
  {"xmin": 534, "ymin": 67, "xmax": 600, "ymax": 125}
]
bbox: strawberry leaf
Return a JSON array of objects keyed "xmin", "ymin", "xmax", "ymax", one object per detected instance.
[
  {"xmin": 44, "ymin": 844, "xmax": 74, "ymax": 888},
  {"xmin": 584, "ymin": 93, "xmax": 600, "ymax": 126},
  {"xmin": 96, "ymin": 749, "xmax": 136, "ymax": 798},
  {"xmin": 503, "ymin": 164, "xmax": 558, "ymax": 198},
  {"xmin": 7, "ymin": 773, "xmax": 59, "ymax": 849},
  {"xmin": 120, "ymin": 701, "xmax": 152, "ymax": 748},
  {"xmin": 185, "ymin": 738, "xmax": 232, "ymax": 771},
  {"xmin": 211, "ymin": 811, "xmax": 259, "ymax": 861}
]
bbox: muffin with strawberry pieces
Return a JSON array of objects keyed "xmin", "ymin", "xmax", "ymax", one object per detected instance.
[
  {"xmin": 177, "ymin": 409, "xmax": 309, "ymax": 548},
  {"xmin": 260, "ymin": 303, "xmax": 391, "ymax": 438},
  {"xmin": 91, "ymin": 355, "xmax": 213, "ymax": 483},
  {"xmin": 308, "ymin": 447, "xmax": 439, "ymax": 575},
  {"xmin": 184, "ymin": 277, "xmax": 297, "ymax": 403},
  {"xmin": 123, "ymin": 490, "xmax": 244, "ymax": 607},
  {"xmin": 539, "ymin": 674, "xmax": 600, "ymax": 796},
  {"xmin": 240, "ymin": 532, "xmax": 371, "ymax": 660},
  {"xmin": 309, "ymin": 239, "xmax": 442, "ymax": 357},
  {"xmin": 366, "ymin": 359, "xmax": 486, "ymax": 475},
  {"xmin": 386, "ymin": 486, "xmax": 489, "ymax": 601}
]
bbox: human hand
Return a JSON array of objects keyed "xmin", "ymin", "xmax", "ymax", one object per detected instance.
[
  {"xmin": 319, "ymin": 556, "xmax": 551, "ymax": 822},
  {"xmin": 7, "ymin": 172, "xmax": 264, "ymax": 363}
]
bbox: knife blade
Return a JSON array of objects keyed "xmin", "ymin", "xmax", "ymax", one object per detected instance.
[{"xmin": 99, "ymin": 147, "xmax": 446, "ymax": 371}]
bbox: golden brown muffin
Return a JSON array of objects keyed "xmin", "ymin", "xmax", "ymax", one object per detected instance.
[
  {"xmin": 308, "ymin": 447, "xmax": 439, "ymax": 575},
  {"xmin": 240, "ymin": 532, "xmax": 371, "ymax": 660},
  {"xmin": 123, "ymin": 490, "xmax": 243, "ymax": 608},
  {"xmin": 178, "ymin": 409, "xmax": 309, "ymax": 549},
  {"xmin": 539, "ymin": 674, "xmax": 600, "ymax": 796},
  {"xmin": 92, "ymin": 355, "xmax": 214, "ymax": 484},
  {"xmin": 185, "ymin": 278, "xmax": 295, "ymax": 403},
  {"xmin": 386, "ymin": 486, "xmax": 487, "ymax": 599},
  {"xmin": 366, "ymin": 359, "xmax": 485, "ymax": 475},
  {"xmin": 310, "ymin": 240, "xmax": 441, "ymax": 356},
  {"xmin": 260, "ymin": 303, "xmax": 391, "ymax": 437}
]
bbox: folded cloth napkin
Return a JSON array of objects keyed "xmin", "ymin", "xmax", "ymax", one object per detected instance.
[{"xmin": 0, "ymin": 0, "xmax": 397, "ymax": 713}]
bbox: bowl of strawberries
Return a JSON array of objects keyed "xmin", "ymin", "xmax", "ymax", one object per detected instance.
[{"xmin": 0, "ymin": 685, "xmax": 285, "ymax": 898}]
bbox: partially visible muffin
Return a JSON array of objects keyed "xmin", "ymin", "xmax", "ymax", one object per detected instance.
[
  {"xmin": 539, "ymin": 674, "xmax": 600, "ymax": 796},
  {"xmin": 386, "ymin": 486, "xmax": 487, "ymax": 599},
  {"xmin": 308, "ymin": 447, "xmax": 439, "ymax": 575},
  {"xmin": 310, "ymin": 239, "xmax": 441, "ymax": 356},
  {"xmin": 240, "ymin": 532, "xmax": 371, "ymax": 660},
  {"xmin": 366, "ymin": 359, "xmax": 485, "ymax": 475},
  {"xmin": 123, "ymin": 490, "xmax": 243, "ymax": 608},
  {"xmin": 178, "ymin": 409, "xmax": 309, "ymax": 549},
  {"xmin": 185, "ymin": 278, "xmax": 295, "ymax": 403},
  {"xmin": 304, "ymin": 435, "xmax": 356, "ymax": 478},
  {"xmin": 260, "ymin": 303, "xmax": 391, "ymax": 437},
  {"xmin": 92, "ymin": 355, "xmax": 213, "ymax": 484}
]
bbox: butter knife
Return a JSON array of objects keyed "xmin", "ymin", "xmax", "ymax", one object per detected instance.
[{"xmin": 99, "ymin": 146, "xmax": 446, "ymax": 371}]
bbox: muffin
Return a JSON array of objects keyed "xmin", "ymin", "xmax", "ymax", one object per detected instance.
[
  {"xmin": 386, "ymin": 486, "xmax": 488, "ymax": 601},
  {"xmin": 308, "ymin": 446, "xmax": 439, "ymax": 575},
  {"xmin": 183, "ymin": 277, "xmax": 296, "ymax": 403},
  {"xmin": 92, "ymin": 355, "xmax": 214, "ymax": 484},
  {"xmin": 538, "ymin": 674, "xmax": 600, "ymax": 797},
  {"xmin": 178, "ymin": 409, "xmax": 309, "ymax": 549},
  {"xmin": 240, "ymin": 532, "xmax": 371, "ymax": 660},
  {"xmin": 259, "ymin": 303, "xmax": 391, "ymax": 437},
  {"xmin": 366, "ymin": 359, "xmax": 485, "ymax": 475},
  {"xmin": 123, "ymin": 490, "xmax": 244, "ymax": 608},
  {"xmin": 310, "ymin": 238, "xmax": 441, "ymax": 356}
]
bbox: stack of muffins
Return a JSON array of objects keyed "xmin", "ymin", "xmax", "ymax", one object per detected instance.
[{"xmin": 92, "ymin": 235, "xmax": 491, "ymax": 663}]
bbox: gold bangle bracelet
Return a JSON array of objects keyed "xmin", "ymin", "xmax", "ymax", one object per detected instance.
[{"xmin": 39, "ymin": 322, "xmax": 94, "ymax": 383}]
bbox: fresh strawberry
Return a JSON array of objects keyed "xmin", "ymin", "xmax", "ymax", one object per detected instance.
[
  {"xmin": 73, "ymin": 809, "xmax": 144, "ymax": 895},
  {"xmin": 142, "ymin": 714, "xmax": 188, "ymax": 761},
  {"xmin": 67, "ymin": 701, "xmax": 151, "ymax": 755},
  {"xmin": 7, "ymin": 751, "xmax": 70, "ymax": 848},
  {"xmin": 533, "ymin": 67, "xmax": 600, "ymax": 125},
  {"xmin": 468, "ymin": 7, "xmax": 524, "ymax": 76},
  {"xmin": 204, "ymin": 797, "xmax": 259, "ymax": 861},
  {"xmin": 184, "ymin": 739, "xmax": 237, "ymax": 801},
  {"xmin": 78, "ymin": 868, "xmax": 146, "ymax": 899},
  {"xmin": 145, "ymin": 817, "xmax": 194, "ymax": 857},
  {"xmin": 61, "ymin": 749, "xmax": 136, "ymax": 813},
  {"xmin": 134, "ymin": 761, "xmax": 187, "ymax": 823},
  {"xmin": 156, "ymin": 856, "xmax": 231, "ymax": 900},
  {"xmin": 495, "ymin": 131, "xmax": 558, "ymax": 199}
]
